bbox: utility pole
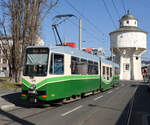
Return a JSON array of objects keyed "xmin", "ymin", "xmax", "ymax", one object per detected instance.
[
  {"xmin": 79, "ymin": 19, "xmax": 82, "ymax": 50},
  {"xmin": 111, "ymin": 48, "xmax": 113, "ymax": 62}
]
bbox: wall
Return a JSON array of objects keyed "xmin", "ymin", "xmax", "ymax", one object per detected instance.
[
  {"xmin": 110, "ymin": 32, "xmax": 146, "ymax": 49},
  {"xmin": 131, "ymin": 55, "xmax": 143, "ymax": 80}
]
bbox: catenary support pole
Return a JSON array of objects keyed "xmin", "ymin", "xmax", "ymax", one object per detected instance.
[{"xmin": 79, "ymin": 19, "xmax": 82, "ymax": 50}]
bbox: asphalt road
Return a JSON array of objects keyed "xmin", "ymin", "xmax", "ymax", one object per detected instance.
[{"xmin": 0, "ymin": 81, "xmax": 149, "ymax": 125}]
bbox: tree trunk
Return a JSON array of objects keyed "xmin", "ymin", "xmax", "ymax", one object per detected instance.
[{"xmin": 0, "ymin": 0, "xmax": 59, "ymax": 83}]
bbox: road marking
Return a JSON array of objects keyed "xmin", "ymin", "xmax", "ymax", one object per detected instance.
[
  {"xmin": 0, "ymin": 104, "xmax": 16, "ymax": 111},
  {"xmin": 94, "ymin": 95, "xmax": 103, "ymax": 101},
  {"xmin": 61, "ymin": 105, "xmax": 83, "ymax": 117},
  {"xmin": 107, "ymin": 91, "xmax": 112, "ymax": 94}
]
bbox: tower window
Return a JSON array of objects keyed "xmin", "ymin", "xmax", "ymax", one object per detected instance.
[
  {"xmin": 127, "ymin": 21, "xmax": 129, "ymax": 24},
  {"xmin": 124, "ymin": 63, "xmax": 129, "ymax": 71},
  {"xmin": 125, "ymin": 64, "xmax": 129, "ymax": 70},
  {"xmin": 135, "ymin": 21, "xmax": 136, "ymax": 24}
]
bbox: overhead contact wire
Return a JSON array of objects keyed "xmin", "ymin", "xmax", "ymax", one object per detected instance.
[
  {"xmin": 101, "ymin": 0, "xmax": 117, "ymax": 28},
  {"xmin": 65, "ymin": 0, "xmax": 107, "ymax": 39},
  {"xmin": 111, "ymin": 0, "xmax": 120, "ymax": 19},
  {"xmin": 52, "ymin": 9, "xmax": 106, "ymax": 43}
]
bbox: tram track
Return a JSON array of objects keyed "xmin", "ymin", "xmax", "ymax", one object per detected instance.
[
  {"xmin": 125, "ymin": 82, "xmax": 145, "ymax": 125},
  {"xmin": 126, "ymin": 91, "xmax": 136, "ymax": 125},
  {"xmin": 124, "ymin": 83, "xmax": 150, "ymax": 125}
]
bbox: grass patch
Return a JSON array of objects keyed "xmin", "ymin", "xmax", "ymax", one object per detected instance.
[{"xmin": 0, "ymin": 77, "xmax": 21, "ymax": 90}]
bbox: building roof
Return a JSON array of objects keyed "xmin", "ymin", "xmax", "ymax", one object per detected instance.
[
  {"xmin": 119, "ymin": 14, "xmax": 137, "ymax": 22},
  {"xmin": 109, "ymin": 26, "xmax": 147, "ymax": 35}
]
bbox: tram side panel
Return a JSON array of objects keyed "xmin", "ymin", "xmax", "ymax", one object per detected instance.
[
  {"xmin": 112, "ymin": 66, "xmax": 120, "ymax": 86},
  {"xmin": 100, "ymin": 62, "xmax": 119, "ymax": 91},
  {"xmin": 35, "ymin": 54, "xmax": 100, "ymax": 101}
]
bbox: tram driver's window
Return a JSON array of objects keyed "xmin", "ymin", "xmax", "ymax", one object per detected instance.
[{"xmin": 50, "ymin": 53, "xmax": 64, "ymax": 74}]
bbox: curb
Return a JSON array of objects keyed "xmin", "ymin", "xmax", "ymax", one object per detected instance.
[{"xmin": 0, "ymin": 104, "xmax": 16, "ymax": 111}]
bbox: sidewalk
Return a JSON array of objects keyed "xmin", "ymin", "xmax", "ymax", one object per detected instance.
[{"xmin": 0, "ymin": 88, "xmax": 21, "ymax": 111}]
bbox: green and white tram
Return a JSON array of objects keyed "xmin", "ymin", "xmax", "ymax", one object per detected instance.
[{"xmin": 21, "ymin": 46, "xmax": 120, "ymax": 103}]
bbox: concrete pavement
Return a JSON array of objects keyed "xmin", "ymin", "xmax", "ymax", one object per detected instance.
[{"xmin": 0, "ymin": 89, "xmax": 21, "ymax": 111}]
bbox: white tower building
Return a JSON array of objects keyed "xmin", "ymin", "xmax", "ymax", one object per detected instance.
[{"xmin": 109, "ymin": 12, "xmax": 147, "ymax": 80}]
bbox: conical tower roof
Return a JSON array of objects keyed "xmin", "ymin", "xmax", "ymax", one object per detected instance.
[{"xmin": 119, "ymin": 14, "xmax": 137, "ymax": 22}]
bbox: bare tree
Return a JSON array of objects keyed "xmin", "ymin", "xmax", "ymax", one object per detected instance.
[{"xmin": 0, "ymin": 0, "xmax": 58, "ymax": 82}]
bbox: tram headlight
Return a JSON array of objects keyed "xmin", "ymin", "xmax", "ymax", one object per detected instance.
[{"xmin": 30, "ymin": 84, "xmax": 36, "ymax": 90}]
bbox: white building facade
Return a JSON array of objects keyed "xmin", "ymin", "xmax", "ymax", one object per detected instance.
[{"xmin": 110, "ymin": 13, "xmax": 147, "ymax": 80}]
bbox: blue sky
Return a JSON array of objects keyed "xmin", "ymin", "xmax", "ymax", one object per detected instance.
[{"xmin": 41, "ymin": 0, "xmax": 150, "ymax": 57}]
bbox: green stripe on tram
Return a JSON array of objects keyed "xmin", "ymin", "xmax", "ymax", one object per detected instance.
[
  {"xmin": 22, "ymin": 78, "xmax": 31, "ymax": 88},
  {"xmin": 22, "ymin": 75, "xmax": 100, "ymax": 89},
  {"xmin": 36, "ymin": 75, "xmax": 99, "ymax": 89}
]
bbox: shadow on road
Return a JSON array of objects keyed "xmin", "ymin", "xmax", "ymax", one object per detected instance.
[
  {"xmin": 115, "ymin": 83, "xmax": 150, "ymax": 125},
  {"xmin": 0, "ymin": 109, "xmax": 35, "ymax": 125},
  {"xmin": 1, "ymin": 92, "xmax": 33, "ymax": 108},
  {"xmin": 1, "ymin": 92, "xmax": 63, "ymax": 108}
]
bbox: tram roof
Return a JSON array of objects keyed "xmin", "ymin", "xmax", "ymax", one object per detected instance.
[{"xmin": 27, "ymin": 46, "xmax": 119, "ymax": 67}]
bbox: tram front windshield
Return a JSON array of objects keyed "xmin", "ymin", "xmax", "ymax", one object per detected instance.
[{"xmin": 23, "ymin": 48, "xmax": 49, "ymax": 76}]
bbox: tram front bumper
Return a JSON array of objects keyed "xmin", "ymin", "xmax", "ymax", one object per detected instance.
[{"xmin": 28, "ymin": 90, "xmax": 38, "ymax": 103}]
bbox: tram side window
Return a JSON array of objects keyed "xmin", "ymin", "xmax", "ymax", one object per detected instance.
[
  {"xmin": 103, "ymin": 66, "xmax": 105, "ymax": 75},
  {"xmin": 88, "ymin": 61, "xmax": 93, "ymax": 74},
  {"xmin": 107, "ymin": 67, "xmax": 109, "ymax": 80},
  {"xmin": 50, "ymin": 53, "xmax": 64, "ymax": 74},
  {"xmin": 93, "ymin": 62, "xmax": 98, "ymax": 74},
  {"xmin": 110, "ymin": 67, "xmax": 112, "ymax": 77},
  {"xmin": 71, "ymin": 56, "xmax": 80, "ymax": 74},
  {"xmin": 78, "ymin": 58, "xmax": 88, "ymax": 75},
  {"xmin": 88, "ymin": 61, "xmax": 98, "ymax": 75}
]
